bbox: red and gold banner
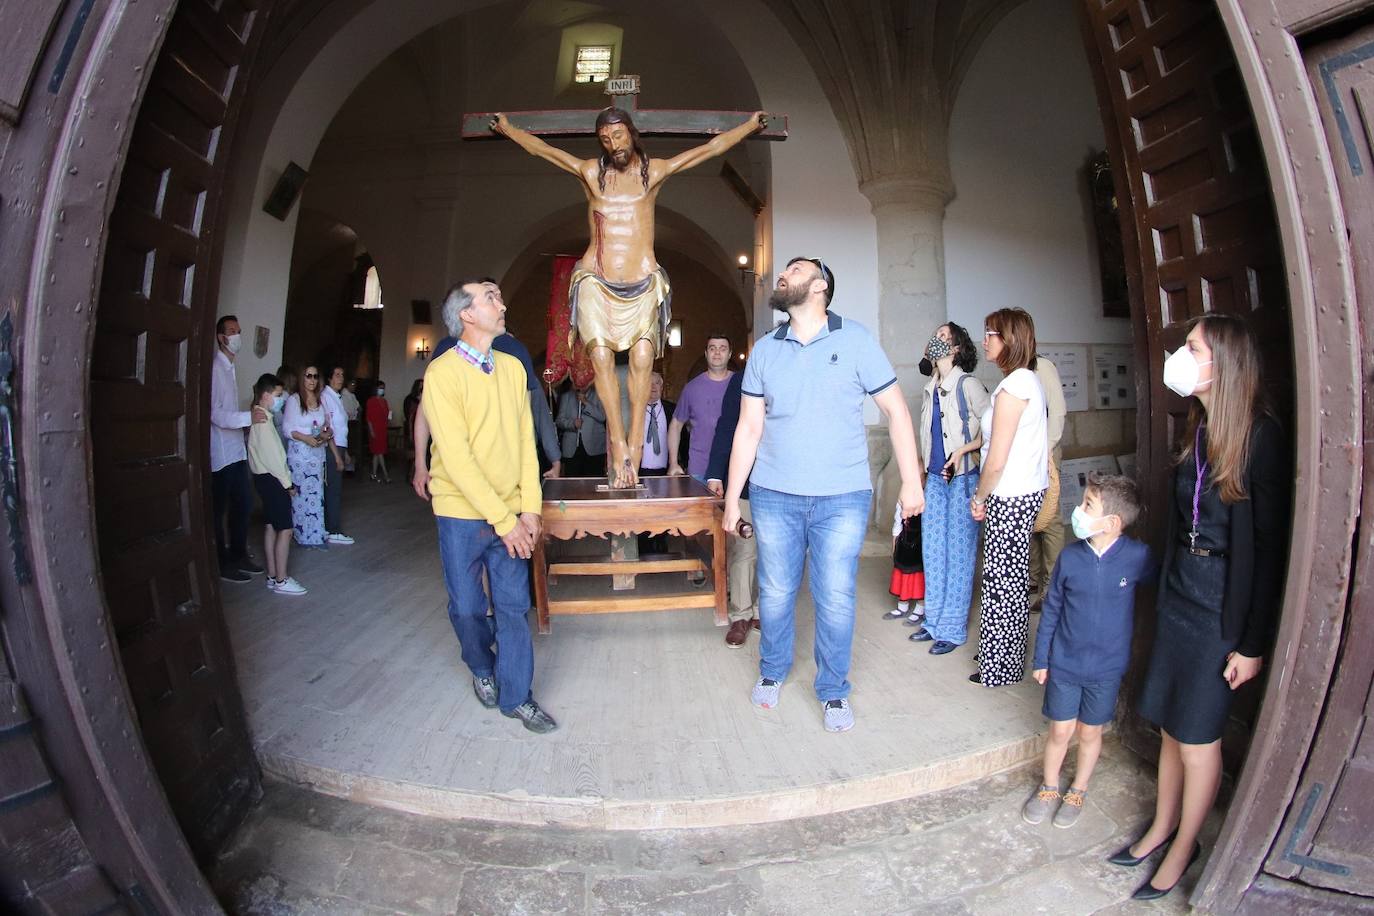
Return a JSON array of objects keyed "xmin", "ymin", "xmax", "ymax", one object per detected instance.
[{"xmin": 543, "ymin": 255, "xmax": 594, "ymax": 388}]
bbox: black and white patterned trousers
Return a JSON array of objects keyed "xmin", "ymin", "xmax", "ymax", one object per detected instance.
[{"xmin": 976, "ymin": 489, "xmax": 1045, "ymax": 687}]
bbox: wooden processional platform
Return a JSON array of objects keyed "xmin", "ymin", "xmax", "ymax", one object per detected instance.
[
  {"xmin": 224, "ymin": 477, "xmax": 1052, "ymax": 829},
  {"xmin": 534, "ymin": 475, "xmax": 727, "ymax": 633}
]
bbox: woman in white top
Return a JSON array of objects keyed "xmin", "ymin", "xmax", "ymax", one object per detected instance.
[
  {"xmin": 281, "ymin": 364, "xmax": 331, "ymax": 548},
  {"xmin": 968, "ymin": 308, "xmax": 1049, "ymax": 687}
]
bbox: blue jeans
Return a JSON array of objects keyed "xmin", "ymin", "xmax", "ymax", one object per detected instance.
[
  {"xmin": 436, "ymin": 517, "xmax": 534, "ymax": 714},
  {"xmin": 920, "ymin": 471, "xmax": 982, "ymax": 644},
  {"xmin": 749, "ymin": 484, "xmax": 871, "ymax": 701}
]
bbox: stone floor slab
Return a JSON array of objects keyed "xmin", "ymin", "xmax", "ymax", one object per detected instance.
[
  {"xmin": 335, "ymin": 845, "xmax": 461, "ymax": 913},
  {"xmin": 453, "ymin": 866, "xmax": 585, "ymax": 916},
  {"xmin": 754, "ymin": 847, "xmax": 907, "ymax": 916},
  {"xmin": 961, "ymin": 858, "xmax": 1122, "ymax": 915},
  {"xmin": 588, "ymin": 873, "xmax": 761, "ymax": 916},
  {"xmin": 213, "ymin": 739, "xmax": 1206, "ymax": 916}
]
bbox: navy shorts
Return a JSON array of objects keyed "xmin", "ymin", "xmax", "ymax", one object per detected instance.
[
  {"xmin": 254, "ymin": 473, "xmax": 293, "ymax": 532},
  {"xmin": 1043, "ymin": 676, "xmax": 1121, "ymax": 726}
]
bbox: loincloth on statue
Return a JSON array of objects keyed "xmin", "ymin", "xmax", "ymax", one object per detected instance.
[{"xmin": 567, "ymin": 267, "xmax": 672, "ymax": 357}]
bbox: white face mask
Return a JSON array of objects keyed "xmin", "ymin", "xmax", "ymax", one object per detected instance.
[
  {"xmin": 1071, "ymin": 505, "xmax": 1107, "ymax": 541},
  {"xmin": 271, "ymin": 394, "xmax": 285, "ymax": 413},
  {"xmin": 1162, "ymin": 347, "xmax": 1212, "ymax": 397},
  {"xmin": 376, "ymin": 388, "xmax": 385, "ymax": 398},
  {"xmin": 224, "ymin": 333, "xmax": 242, "ymax": 355}
]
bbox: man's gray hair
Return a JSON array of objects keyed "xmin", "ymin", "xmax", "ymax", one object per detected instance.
[{"xmin": 440, "ymin": 281, "xmax": 479, "ymax": 337}]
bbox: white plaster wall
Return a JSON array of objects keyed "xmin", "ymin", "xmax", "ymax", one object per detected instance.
[
  {"xmin": 216, "ymin": 0, "xmax": 505, "ymax": 408},
  {"xmin": 695, "ymin": 0, "xmax": 879, "ymax": 339},
  {"xmin": 944, "ymin": 0, "xmax": 1127, "ymax": 351}
]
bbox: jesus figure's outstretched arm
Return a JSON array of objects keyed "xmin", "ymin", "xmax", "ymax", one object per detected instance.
[
  {"xmin": 661, "ymin": 112, "xmax": 767, "ymax": 178},
  {"xmin": 490, "ymin": 112, "xmax": 584, "ymax": 175}
]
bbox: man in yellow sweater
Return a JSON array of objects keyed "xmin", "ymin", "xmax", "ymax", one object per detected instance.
[{"xmin": 423, "ymin": 278, "xmax": 556, "ymax": 733}]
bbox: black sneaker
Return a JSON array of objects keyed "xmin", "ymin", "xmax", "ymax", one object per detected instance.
[
  {"xmin": 220, "ymin": 566, "xmax": 252, "ymax": 583},
  {"xmin": 237, "ymin": 556, "xmax": 265, "ymax": 575},
  {"xmin": 502, "ymin": 699, "xmax": 558, "ymax": 734},
  {"xmin": 472, "ymin": 676, "xmax": 499, "ymax": 709}
]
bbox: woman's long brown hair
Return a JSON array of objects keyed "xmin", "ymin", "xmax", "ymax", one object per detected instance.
[
  {"xmin": 298, "ymin": 365, "xmax": 322, "ymax": 412},
  {"xmin": 1176, "ymin": 314, "xmax": 1264, "ymax": 503}
]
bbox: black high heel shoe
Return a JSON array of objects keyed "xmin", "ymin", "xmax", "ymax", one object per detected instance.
[
  {"xmin": 1107, "ymin": 828, "xmax": 1178, "ymax": 867},
  {"xmin": 1131, "ymin": 841, "xmax": 1202, "ymax": 900}
]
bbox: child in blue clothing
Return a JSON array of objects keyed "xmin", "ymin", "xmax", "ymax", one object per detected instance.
[{"xmin": 1021, "ymin": 472, "xmax": 1154, "ymax": 829}]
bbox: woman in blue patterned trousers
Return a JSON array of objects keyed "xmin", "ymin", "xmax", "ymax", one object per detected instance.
[{"xmin": 911, "ymin": 323, "xmax": 989, "ymax": 655}]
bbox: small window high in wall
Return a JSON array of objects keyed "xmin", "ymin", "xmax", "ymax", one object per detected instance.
[
  {"xmin": 355, "ymin": 265, "xmax": 383, "ymax": 310},
  {"xmin": 574, "ymin": 45, "xmax": 613, "ymax": 84}
]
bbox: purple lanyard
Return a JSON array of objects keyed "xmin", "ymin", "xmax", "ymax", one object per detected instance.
[{"xmin": 1190, "ymin": 423, "xmax": 1209, "ymax": 548}]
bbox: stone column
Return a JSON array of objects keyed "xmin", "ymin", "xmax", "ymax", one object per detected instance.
[
  {"xmin": 861, "ymin": 173, "xmax": 954, "ymax": 538},
  {"xmin": 860, "ymin": 174, "xmax": 955, "ymax": 404}
]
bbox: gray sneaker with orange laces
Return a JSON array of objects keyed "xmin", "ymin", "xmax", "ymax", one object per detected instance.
[
  {"xmin": 1021, "ymin": 784, "xmax": 1061, "ymax": 825},
  {"xmin": 1053, "ymin": 787, "xmax": 1087, "ymax": 828}
]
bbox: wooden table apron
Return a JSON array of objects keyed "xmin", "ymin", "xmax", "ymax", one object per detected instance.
[{"xmin": 533, "ymin": 476, "xmax": 728, "ymax": 633}]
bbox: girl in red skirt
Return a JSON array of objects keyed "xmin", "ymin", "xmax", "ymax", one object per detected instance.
[{"xmin": 886, "ymin": 505, "xmax": 925, "ymax": 620}]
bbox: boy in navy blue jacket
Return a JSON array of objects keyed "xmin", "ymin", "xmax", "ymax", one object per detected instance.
[{"xmin": 1021, "ymin": 473, "xmax": 1155, "ymax": 829}]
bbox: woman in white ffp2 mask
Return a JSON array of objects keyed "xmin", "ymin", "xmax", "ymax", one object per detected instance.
[{"xmin": 1111, "ymin": 314, "xmax": 1288, "ymax": 901}]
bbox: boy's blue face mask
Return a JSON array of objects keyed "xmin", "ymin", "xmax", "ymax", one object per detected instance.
[{"xmin": 1071, "ymin": 505, "xmax": 1114, "ymax": 540}]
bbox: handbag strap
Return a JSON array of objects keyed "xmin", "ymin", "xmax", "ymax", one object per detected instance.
[{"xmin": 954, "ymin": 374, "xmax": 976, "ymax": 476}]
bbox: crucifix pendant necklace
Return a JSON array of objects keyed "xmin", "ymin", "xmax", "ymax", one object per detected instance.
[{"xmin": 1190, "ymin": 423, "xmax": 1209, "ymax": 550}]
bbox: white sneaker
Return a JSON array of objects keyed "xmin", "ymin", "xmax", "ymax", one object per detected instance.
[
  {"xmin": 265, "ymin": 577, "xmax": 279, "ymax": 592},
  {"xmin": 274, "ymin": 576, "xmax": 308, "ymax": 596},
  {"xmin": 326, "ymin": 532, "xmax": 354, "ymax": 545}
]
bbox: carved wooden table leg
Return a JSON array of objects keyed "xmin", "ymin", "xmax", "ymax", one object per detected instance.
[
  {"xmin": 712, "ymin": 508, "xmax": 727, "ymax": 627},
  {"xmin": 533, "ymin": 531, "xmax": 551, "ymax": 634}
]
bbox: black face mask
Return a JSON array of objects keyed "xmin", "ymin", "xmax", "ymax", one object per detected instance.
[{"xmin": 918, "ymin": 357, "xmax": 934, "ymax": 377}]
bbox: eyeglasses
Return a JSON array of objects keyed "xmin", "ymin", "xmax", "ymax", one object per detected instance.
[
  {"xmin": 983, "ymin": 330, "xmax": 1000, "ymax": 339},
  {"xmin": 804, "ymin": 257, "xmax": 833, "ymax": 291},
  {"xmin": 304, "ymin": 373, "xmax": 319, "ymax": 379}
]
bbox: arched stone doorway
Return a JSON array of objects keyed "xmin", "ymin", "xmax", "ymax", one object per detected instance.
[{"xmin": 0, "ymin": 2, "xmax": 1367, "ymax": 913}]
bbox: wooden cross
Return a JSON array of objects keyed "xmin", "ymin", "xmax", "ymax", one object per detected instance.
[{"xmin": 461, "ymin": 75, "xmax": 788, "ymax": 141}]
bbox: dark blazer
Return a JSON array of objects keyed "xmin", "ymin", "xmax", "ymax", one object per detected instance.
[
  {"xmin": 705, "ymin": 371, "xmax": 751, "ymax": 498},
  {"xmin": 1160, "ymin": 415, "xmax": 1289, "ymax": 658},
  {"xmin": 556, "ymin": 388, "xmax": 607, "ymax": 457}
]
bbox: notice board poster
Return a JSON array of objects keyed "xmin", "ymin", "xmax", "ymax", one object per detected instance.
[
  {"xmin": 1092, "ymin": 344, "xmax": 1136, "ymax": 409},
  {"xmin": 1059, "ymin": 455, "xmax": 1121, "ymax": 524},
  {"xmin": 1038, "ymin": 345, "xmax": 1089, "ymax": 413}
]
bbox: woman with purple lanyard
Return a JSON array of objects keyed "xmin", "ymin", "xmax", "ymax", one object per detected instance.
[{"xmin": 1111, "ymin": 314, "xmax": 1288, "ymax": 900}]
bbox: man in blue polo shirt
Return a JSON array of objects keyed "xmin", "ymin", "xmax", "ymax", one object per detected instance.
[{"xmin": 723, "ymin": 257, "xmax": 924, "ymax": 732}]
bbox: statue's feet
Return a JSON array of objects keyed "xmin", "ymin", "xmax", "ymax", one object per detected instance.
[
  {"xmin": 607, "ymin": 441, "xmax": 639, "ymax": 489},
  {"xmin": 614, "ymin": 458, "xmax": 639, "ymax": 489}
]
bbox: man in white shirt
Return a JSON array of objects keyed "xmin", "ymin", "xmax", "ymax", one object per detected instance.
[
  {"xmin": 322, "ymin": 367, "xmax": 355, "ymax": 545},
  {"xmin": 1030, "ymin": 355, "xmax": 1068, "ymax": 610},
  {"xmin": 210, "ymin": 315, "xmax": 269, "ymax": 582},
  {"xmin": 639, "ymin": 372, "xmax": 672, "ymax": 476},
  {"xmin": 339, "ymin": 377, "xmax": 360, "ymax": 472}
]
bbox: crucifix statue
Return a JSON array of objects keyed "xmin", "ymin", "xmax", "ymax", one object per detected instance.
[{"xmin": 463, "ymin": 78, "xmax": 786, "ymax": 488}]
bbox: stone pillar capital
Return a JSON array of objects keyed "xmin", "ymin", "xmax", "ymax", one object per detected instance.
[{"xmin": 859, "ymin": 174, "xmax": 955, "ymax": 215}]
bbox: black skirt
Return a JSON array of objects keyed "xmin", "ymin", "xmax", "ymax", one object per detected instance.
[{"xmin": 1136, "ymin": 549, "xmax": 1239, "ymax": 744}]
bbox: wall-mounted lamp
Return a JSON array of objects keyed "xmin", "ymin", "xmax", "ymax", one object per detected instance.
[
  {"xmin": 415, "ymin": 337, "xmax": 430, "ymax": 360},
  {"xmin": 738, "ymin": 253, "xmax": 757, "ymax": 289},
  {"xmin": 667, "ymin": 320, "xmax": 683, "ymax": 348}
]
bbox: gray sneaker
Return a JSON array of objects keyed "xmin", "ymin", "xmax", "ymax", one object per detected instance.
[
  {"xmin": 751, "ymin": 677, "xmax": 781, "ymax": 709},
  {"xmin": 1053, "ymin": 787, "xmax": 1086, "ymax": 828},
  {"xmin": 1021, "ymin": 784, "xmax": 1061, "ymax": 825},
  {"xmin": 472, "ymin": 676, "xmax": 499, "ymax": 709},
  {"xmin": 502, "ymin": 699, "xmax": 558, "ymax": 734},
  {"xmin": 822, "ymin": 698, "xmax": 854, "ymax": 732}
]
